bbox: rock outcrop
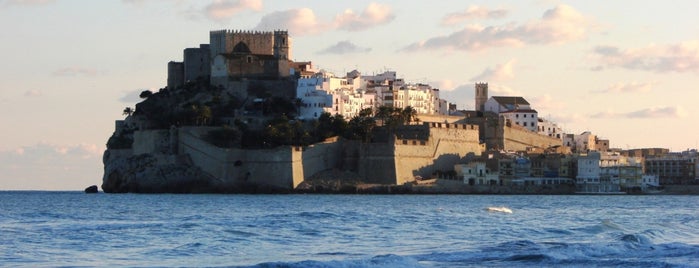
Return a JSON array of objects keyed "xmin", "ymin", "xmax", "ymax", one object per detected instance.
[
  {"xmin": 84, "ymin": 185, "xmax": 98, "ymax": 193},
  {"xmin": 101, "ymin": 151, "xmax": 224, "ymax": 193}
]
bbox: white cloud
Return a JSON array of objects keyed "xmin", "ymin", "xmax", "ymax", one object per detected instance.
[
  {"xmin": 204, "ymin": 0, "xmax": 262, "ymax": 23},
  {"xmin": 591, "ymin": 106, "xmax": 688, "ymax": 119},
  {"xmin": 404, "ymin": 4, "xmax": 591, "ymax": 52},
  {"xmin": 119, "ymin": 88, "xmax": 154, "ymax": 103},
  {"xmin": 52, "ymin": 67, "xmax": 101, "ymax": 77},
  {"xmin": 318, "ymin": 41, "xmax": 371, "ymax": 55},
  {"xmin": 593, "ymin": 81, "xmax": 655, "ymax": 94},
  {"xmin": 2, "ymin": 0, "xmax": 54, "ymax": 7},
  {"xmin": 590, "ymin": 41, "xmax": 699, "ymax": 73},
  {"xmin": 431, "ymin": 79, "xmax": 456, "ymax": 91},
  {"xmin": 333, "ymin": 2, "xmax": 395, "ymax": 31},
  {"xmin": 253, "ymin": 8, "xmax": 329, "ymax": 36},
  {"xmin": 471, "ymin": 59, "xmax": 516, "ymax": 81},
  {"xmin": 441, "ymin": 5, "xmax": 508, "ymax": 26}
]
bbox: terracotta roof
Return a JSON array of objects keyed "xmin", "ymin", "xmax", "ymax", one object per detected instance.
[{"xmin": 492, "ymin": 96, "xmax": 530, "ymax": 106}]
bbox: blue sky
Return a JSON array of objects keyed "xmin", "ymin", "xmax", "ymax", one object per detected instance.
[{"xmin": 1, "ymin": 0, "xmax": 698, "ymax": 190}]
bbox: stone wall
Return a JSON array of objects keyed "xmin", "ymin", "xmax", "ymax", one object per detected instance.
[
  {"xmin": 133, "ymin": 130, "xmax": 171, "ymax": 155},
  {"xmin": 501, "ymin": 125, "xmax": 562, "ymax": 151},
  {"xmin": 177, "ymin": 127, "xmax": 341, "ymax": 190},
  {"xmin": 393, "ymin": 123, "xmax": 483, "ymax": 184}
]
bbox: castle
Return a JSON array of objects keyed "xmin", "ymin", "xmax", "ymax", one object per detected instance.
[{"xmin": 167, "ymin": 30, "xmax": 296, "ymax": 90}]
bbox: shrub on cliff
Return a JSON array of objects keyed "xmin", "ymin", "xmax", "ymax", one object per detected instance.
[{"xmin": 206, "ymin": 126, "xmax": 242, "ymax": 148}]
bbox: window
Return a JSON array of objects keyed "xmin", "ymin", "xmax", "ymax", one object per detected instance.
[
  {"xmin": 246, "ymin": 56, "xmax": 252, "ymax": 63},
  {"xmin": 523, "ymin": 114, "xmax": 527, "ymax": 118}
]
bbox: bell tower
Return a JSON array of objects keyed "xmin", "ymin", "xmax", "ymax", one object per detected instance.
[{"xmin": 475, "ymin": 82, "xmax": 488, "ymax": 112}]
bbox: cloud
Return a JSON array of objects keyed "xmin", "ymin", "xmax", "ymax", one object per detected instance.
[
  {"xmin": 441, "ymin": 5, "xmax": 508, "ymax": 26},
  {"xmin": 253, "ymin": 8, "xmax": 329, "ymax": 36},
  {"xmin": 488, "ymin": 84, "xmax": 520, "ymax": 96},
  {"xmin": 530, "ymin": 94, "xmax": 566, "ymax": 112},
  {"xmin": 2, "ymin": 0, "xmax": 54, "ymax": 6},
  {"xmin": 119, "ymin": 88, "xmax": 153, "ymax": 103},
  {"xmin": 591, "ymin": 106, "xmax": 688, "ymax": 119},
  {"xmin": 403, "ymin": 4, "xmax": 591, "ymax": 52},
  {"xmin": 24, "ymin": 90, "xmax": 42, "ymax": 97},
  {"xmin": 52, "ymin": 67, "xmax": 101, "ymax": 77},
  {"xmin": 318, "ymin": 41, "xmax": 371, "ymax": 55},
  {"xmin": 0, "ymin": 142, "xmax": 104, "ymax": 190},
  {"xmin": 333, "ymin": 2, "xmax": 395, "ymax": 31},
  {"xmin": 431, "ymin": 79, "xmax": 457, "ymax": 91},
  {"xmin": 204, "ymin": 0, "xmax": 262, "ymax": 23},
  {"xmin": 471, "ymin": 59, "xmax": 516, "ymax": 81},
  {"xmin": 437, "ymin": 83, "xmax": 474, "ymax": 110},
  {"xmin": 593, "ymin": 81, "xmax": 655, "ymax": 94},
  {"xmin": 253, "ymin": 3, "xmax": 394, "ymax": 36},
  {"xmin": 590, "ymin": 41, "xmax": 699, "ymax": 73}
]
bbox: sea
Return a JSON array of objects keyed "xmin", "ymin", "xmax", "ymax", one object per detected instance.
[{"xmin": 1, "ymin": 192, "xmax": 698, "ymax": 267}]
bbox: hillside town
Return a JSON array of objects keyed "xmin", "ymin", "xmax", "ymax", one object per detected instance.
[{"xmin": 104, "ymin": 29, "xmax": 698, "ymax": 194}]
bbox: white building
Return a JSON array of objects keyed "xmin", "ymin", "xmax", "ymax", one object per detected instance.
[
  {"xmin": 483, "ymin": 96, "xmax": 538, "ymax": 132},
  {"xmin": 537, "ymin": 118, "xmax": 563, "ymax": 139},
  {"xmin": 564, "ymin": 131, "xmax": 610, "ymax": 153},
  {"xmin": 297, "ymin": 69, "xmax": 449, "ymax": 120},
  {"xmin": 455, "ymin": 162, "xmax": 499, "ymax": 185},
  {"xmin": 296, "ymin": 75, "xmax": 332, "ymax": 120}
]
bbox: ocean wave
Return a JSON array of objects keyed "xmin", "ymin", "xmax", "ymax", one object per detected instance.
[{"xmin": 235, "ymin": 239, "xmax": 699, "ymax": 268}]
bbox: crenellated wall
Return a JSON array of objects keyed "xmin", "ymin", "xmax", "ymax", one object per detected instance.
[{"xmin": 393, "ymin": 123, "xmax": 483, "ymax": 184}]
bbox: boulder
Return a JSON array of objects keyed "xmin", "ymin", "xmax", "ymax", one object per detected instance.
[{"xmin": 84, "ymin": 185, "xmax": 99, "ymax": 193}]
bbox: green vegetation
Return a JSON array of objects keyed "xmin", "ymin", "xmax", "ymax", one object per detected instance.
[{"xmin": 126, "ymin": 78, "xmax": 421, "ymax": 149}]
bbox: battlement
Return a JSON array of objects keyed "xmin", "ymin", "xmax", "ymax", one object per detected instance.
[
  {"xmin": 426, "ymin": 122, "xmax": 478, "ymax": 131},
  {"xmin": 210, "ymin": 29, "xmax": 289, "ymax": 36}
]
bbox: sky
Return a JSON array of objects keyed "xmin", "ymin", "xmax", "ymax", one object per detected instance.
[{"xmin": 1, "ymin": 0, "xmax": 698, "ymax": 190}]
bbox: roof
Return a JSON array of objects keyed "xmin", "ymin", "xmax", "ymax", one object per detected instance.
[
  {"xmin": 500, "ymin": 109, "xmax": 538, "ymax": 113},
  {"xmin": 492, "ymin": 96, "xmax": 530, "ymax": 106}
]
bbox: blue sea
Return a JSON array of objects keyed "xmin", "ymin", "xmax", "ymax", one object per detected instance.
[{"xmin": 1, "ymin": 192, "xmax": 698, "ymax": 267}]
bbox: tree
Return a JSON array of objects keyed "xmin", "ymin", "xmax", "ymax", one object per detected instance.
[
  {"xmin": 139, "ymin": 90, "xmax": 153, "ymax": 99},
  {"xmin": 122, "ymin": 107, "xmax": 134, "ymax": 117},
  {"xmin": 400, "ymin": 106, "xmax": 418, "ymax": 125}
]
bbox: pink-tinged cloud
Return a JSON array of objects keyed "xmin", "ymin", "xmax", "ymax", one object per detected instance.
[
  {"xmin": 52, "ymin": 67, "xmax": 100, "ymax": 77},
  {"xmin": 334, "ymin": 2, "xmax": 395, "ymax": 31},
  {"xmin": 253, "ymin": 8, "xmax": 329, "ymax": 36},
  {"xmin": 404, "ymin": 4, "xmax": 590, "ymax": 52},
  {"xmin": 318, "ymin": 41, "xmax": 371, "ymax": 55},
  {"xmin": 205, "ymin": 0, "xmax": 262, "ymax": 23},
  {"xmin": 593, "ymin": 81, "xmax": 655, "ymax": 94},
  {"xmin": 253, "ymin": 3, "xmax": 394, "ymax": 36},
  {"xmin": 530, "ymin": 94, "xmax": 566, "ymax": 111},
  {"xmin": 590, "ymin": 41, "xmax": 699, "ymax": 73},
  {"xmin": 24, "ymin": 90, "xmax": 42, "ymax": 97},
  {"xmin": 591, "ymin": 106, "xmax": 687, "ymax": 119},
  {"xmin": 471, "ymin": 59, "xmax": 516, "ymax": 81},
  {"xmin": 441, "ymin": 5, "xmax": 508, "ymax": 26},
  {"xmin": 488, "ymin": 84, "xmax": 521, "ymax": 96}
]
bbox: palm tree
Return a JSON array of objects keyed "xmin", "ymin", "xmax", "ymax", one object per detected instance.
[{"xmin": 401, "ymin": 106, "xmax": 417, "ymax": 125}]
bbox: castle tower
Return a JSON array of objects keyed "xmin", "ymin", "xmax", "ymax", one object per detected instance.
[
  {"xmin": 273, "ymin": 30, "xmax": 292, "ymax": 60},
  {"xmin": 475, "ymin": 82, "xmax": 488, "ymax": 112}
]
